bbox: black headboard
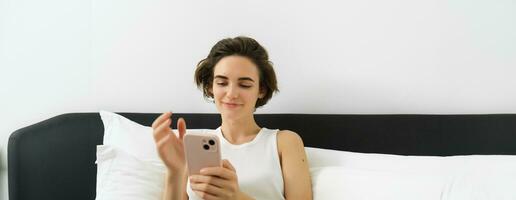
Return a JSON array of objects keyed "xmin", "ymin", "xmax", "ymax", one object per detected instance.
[{"xmin": 8, "ymin": 113, "xmax": 516, "ymax": 200}]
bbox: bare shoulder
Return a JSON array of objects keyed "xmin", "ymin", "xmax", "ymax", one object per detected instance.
[
  {"xmin": 277, "ymin": 130, "xmax": 305, "ymax": 154},
  {"xmin": 277, "ymin": 130, "xmax": 313, "ymax": 199}
]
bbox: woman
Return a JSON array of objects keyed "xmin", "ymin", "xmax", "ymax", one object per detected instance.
[{"xmin": 152, "ymin": 36, "xmax": 312, "ymax": 200}]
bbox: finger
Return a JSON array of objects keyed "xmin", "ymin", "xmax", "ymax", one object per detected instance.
[
  {"xmin": 153, "ymin": 119, "xmax": 172, "ymax": 142},
  {"xmin": 192, "ymin": 189, "xmax": 218, "ymax": 200},
  {"xmin": 222, "ymin": 159, "xmax": 236, "ymax": 172},
  {"xmin": 177, "ymin": 117, "xmax": 187, "ymax": 140},
  {"xmin": 200, "ymin": 167, "xmax": 233, "ymax": 180},
  {"xmin": 190, "ymin": 183, "xmax": 223, "ymax": 199},
  {"xmin": 151, "ymin": 112, "xmax": 172, "ymax": 128},
  {"xmin": 189, "ymin": 175, "xmax": 226, "ymax": 188}
]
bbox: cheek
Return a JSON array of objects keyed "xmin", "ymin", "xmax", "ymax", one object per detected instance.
[
  {"xmin": 211, "ymin": 86, "xmax": 223, "ymax": 98},
  {"xmin": 243, "ymin": 90, "xmax": 260, "ymax": 102},
  {"xmin": 212, "ymin": 88, "xmax": 229, "ymax": 103},
  {"xmin": 212, "ymin": 92, "xmax": 222, "ymax": 101}
]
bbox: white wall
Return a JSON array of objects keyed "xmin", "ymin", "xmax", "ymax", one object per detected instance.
[{"xmin": 1, "ymin": 0, "xmax": 515, "ymax": 198}]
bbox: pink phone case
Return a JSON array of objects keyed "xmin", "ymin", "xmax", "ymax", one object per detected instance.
[{"xmin": 183, "ymin": 132, "xmax": 222, "ymax": 176}]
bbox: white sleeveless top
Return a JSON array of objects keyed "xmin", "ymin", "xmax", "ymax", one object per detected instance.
[{"xmin": 186, "ymin": 127, "xmax": 285, "ymax": 200}]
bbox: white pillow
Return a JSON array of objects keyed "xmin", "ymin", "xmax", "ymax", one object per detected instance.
[
  {"xmin": 99, "ymin": 110, "xmax": 160, "ymax": 161},
  {"xmin": 444, "ymin": 155, "xmax": 516, "ymax": 200},
  {"xmin": 97, "ymin": 110, "xmax": 210, "ymax": 200},
  {"xmin": 306, "ymin": 147, "xmax": 448, "ymax": 200},
  {"xmin": 310, "ymin": 166, "xmax": 445, "ymax": 200},
  {"xmin": 306, "ymin": 147, "xmax": 516, "ymax": 200},
  {"xmin": 99, "ymin": 110, "xmax": 209, "ymax": 161},
  {"xmin": 305, "ymin": 147, "xmax": 451, "ymax": 173},
  {"xmin": 96, "ymin": 145, "xmax": 166, "ymax": 200}
]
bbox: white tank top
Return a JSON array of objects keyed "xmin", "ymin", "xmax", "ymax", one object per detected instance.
[{"xmin": 186, "ymin": 127, "xmax": 285, "ymax": 200}]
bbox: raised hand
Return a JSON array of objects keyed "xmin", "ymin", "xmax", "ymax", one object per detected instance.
[{"xmin": 152, "ymin": 112, "xmax": 187, "ymax": 174}]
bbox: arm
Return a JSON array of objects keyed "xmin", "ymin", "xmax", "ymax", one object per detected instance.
[
  {"xmin": 277, "ymin": 130, "xmax": 313, "ymax": 200},
  {"xmin": 162, "ymin": 170, "xmax": 188, "ymax": 200},
  {"xmin": 152, "ymin": 112, "xmax": 189, "ymax": 200}
]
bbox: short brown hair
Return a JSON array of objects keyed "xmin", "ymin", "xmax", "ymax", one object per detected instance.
[{"xmin": 194, "ymin": 36, "xmax": 279, "ymax": 108}]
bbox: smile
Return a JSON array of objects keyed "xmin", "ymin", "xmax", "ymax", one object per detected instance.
[{"xmin": 222, "ymin": 102, "xmax": 242, "ymax": 108}]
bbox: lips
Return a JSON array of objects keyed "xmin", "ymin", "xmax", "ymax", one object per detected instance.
[{"xmin": 222, "ymin": 102, "xmax": 242, "ymax": 108}]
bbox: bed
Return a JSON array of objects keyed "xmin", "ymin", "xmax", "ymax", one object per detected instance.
[{"xmin": 8, "ymin": 112, "xmax": 516, "ymax": 200}]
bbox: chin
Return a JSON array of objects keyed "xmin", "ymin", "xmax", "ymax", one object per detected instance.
[
  {"xmin": 217, "ymin": 106, "xmax": 252, "ymax": 120},
  {"xmin": 220, "ymin": 111, "xmax": 243, "ymax": 121}
]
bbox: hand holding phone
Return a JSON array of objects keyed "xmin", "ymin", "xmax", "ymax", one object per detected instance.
[{"xmin": 183, "ymin": 132, "xmax": 222, "ymax": 176}]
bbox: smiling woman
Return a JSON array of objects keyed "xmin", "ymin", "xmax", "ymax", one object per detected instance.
[
  {"xmin": 207, "ymin": 55, "xmax": 268, "ymax": 120},
  {"xmin": 152, "ymin": 36, "xmax": 313, "ymax": 200},
  {"xmin": 194, "ymin": 37, "xmax": 279, "ymax": 109}
]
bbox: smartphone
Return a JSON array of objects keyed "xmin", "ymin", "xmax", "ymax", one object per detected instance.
[{"xmin": 183, "ymin": 132, "xmax": 222, "ymax": 176}]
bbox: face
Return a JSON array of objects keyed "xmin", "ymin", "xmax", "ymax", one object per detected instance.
[{"xmin": 210, "ymin": 55, "xmax": 265, "ymax": 120}]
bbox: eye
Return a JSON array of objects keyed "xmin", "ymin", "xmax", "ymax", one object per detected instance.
[
  {"xmin": 216, "ymin": 82, "xmax": 227, "ymax": 86},
  {"xmin": 240, "ymin": 84, "xmax": 252, "ymax": 88}
]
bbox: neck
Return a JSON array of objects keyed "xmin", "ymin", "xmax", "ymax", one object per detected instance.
[{"xmin": 219, "ymin": 114, "xmax": 261, "ymax": 144}]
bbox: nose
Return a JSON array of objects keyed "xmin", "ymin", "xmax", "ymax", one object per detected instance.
[{"xmin": 226, "ymin": 84, "xmax": 239, "ymax": 99}]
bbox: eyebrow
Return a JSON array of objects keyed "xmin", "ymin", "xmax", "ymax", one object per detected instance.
[{"xmin": 214, "ymin": 75, "xmax": 255, "ymax": 82}]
